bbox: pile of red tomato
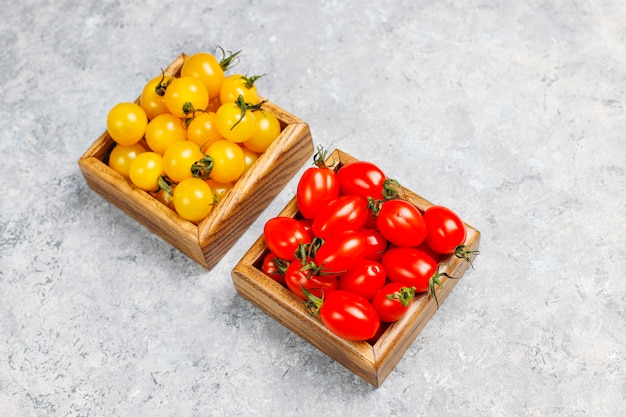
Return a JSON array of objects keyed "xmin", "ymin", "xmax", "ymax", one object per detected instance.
[
  {"xmin": 105, "ymin": 49, "xmax": 282, "ymax": 222},
  {"xmin": 261, "ymin": 149, "xmax": 478, "ymax": 342}
]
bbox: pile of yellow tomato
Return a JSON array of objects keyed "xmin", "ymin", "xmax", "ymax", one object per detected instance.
[{"xmin": 105, "ymin": 50, "xmax": 281, "ymax": 222}]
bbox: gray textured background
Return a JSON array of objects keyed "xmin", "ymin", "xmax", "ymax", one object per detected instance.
[{"xmin": 1, "ymin": 1, "xmax": 625, "ymax": 416}]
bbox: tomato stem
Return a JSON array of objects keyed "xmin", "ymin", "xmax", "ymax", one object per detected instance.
[
  {"xmin": 312, "ymin": 145, "xmax": 335, "ymax": 169},
  {"xmin": 273, "ymin": 257, "xmax": 290, "ymax": 275},
  {"xmin": 382, "ymin": 178, "xmax": 404, "ymax": 200},
  {"xmin": 386, "ymin": 286, "xmax": 417, "ymax": 307},
  {"xmin": 155, "ymin": 69, "xmax": 172, "ymax": 96},
  {"xmin": 230, "ymin": 95, "xmax": 267, "ymax": 131},
  {"xmin": 241, "ymin": 74, "xmax": 265, "ymax": 89},
  {"xmin": 455, "ymin": 245, "xmax": 480, "ymax": 268},
  {"xmin": 216, "ymin": 46, "xmax": 242, "ymax": 71},
  {"xmin": 367, "ymin": 196, "xmax": 384, "ymax": 217},
  {"xmin": 157, "ymin": 176, "xmax": 174, "ymax": 195},
  {"xmin": 301, "ymin": 286, "xmax": 324, "ymax": 316},
  {"xmin": 428, "ymin": 265, "xmax": 458, "ymax": 308},
  {"xmin": 191, "ymin": 155, "xmax": 214, "ymax": 179}
]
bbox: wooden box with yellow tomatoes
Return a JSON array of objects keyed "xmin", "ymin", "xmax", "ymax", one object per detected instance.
[
  {"xmin": 78, "ymin": 52, "xmax": 314, "ymax": 269},
  {"xmin": 231, "ymin": 149, "xmax": 481, "ymax": 387}
]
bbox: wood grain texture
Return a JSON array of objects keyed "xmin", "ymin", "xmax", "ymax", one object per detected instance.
[
  {"xmin": 231, "ymin": 149, "xmax": 481, "ymax": 387},
  {"xmin": 78, "ymin": 53, "xmax": 314, "ymax": 269}
]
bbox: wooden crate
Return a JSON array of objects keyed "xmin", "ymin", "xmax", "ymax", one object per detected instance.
[
  {"xmin": 231, "ymin": 149, "xmax": 481, "ymax": 387},
  {"xmin": 78, "ymin": 54, "xmax": 314, "ymax": 269}
]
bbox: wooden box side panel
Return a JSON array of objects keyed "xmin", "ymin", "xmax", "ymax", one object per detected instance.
[
  {"xmin": 198, "ymin": 121, "xmax": 314, "ymax": 267},
  {"xmin": 231, "ymin": 244, "xmax": 380, "ymax": 386},
  {"xmin": 373, "ymin": 218, "xmax": 481, "ymax": 383},
  {"xmin": 77, "ymin": 154, "xmax": 206, "ymax": 266}
]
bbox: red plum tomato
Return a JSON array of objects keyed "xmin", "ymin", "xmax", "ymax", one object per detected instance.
[
  {"xmin": 312, "ymin": 194, "xmax": 369, "ymax": 240},
  {"xmin": 423, "ymin": 205, "xmax": 467, "ymax": 254},
  {"xmin": 261, "ymin": 252, "xmax": 288, "ymax": 286},
  {"xmin": 263, "ymin": 217, "xmax": 312, "ymax": 261},
  {"xmin": 314, "ymin": 230, "xmax": 367, "ymax": 275},
  {"xmin": 372, "ymin": 282, "xmax": 417, "ymax": 322},
  {"xmin": 338, "ymin": 259, "xmax": 387, "ymax": 301},
  {"xmin": 381, "ymin": 247, "xmax": 438, "ymax": 293},
  {"xmin": 296, "ymin": 165, "xmax": 339, "ymax": 219},
  {"xmin": 317, "ymin": 290, "xmax": 380, "ymax": 341},
  {"xmin": 337, "ymin": 160, "xmax": 386, "ymax": 200},
  {"xmin": 376, "ymin": 199, "xmax": 427, "ymax": 247}
]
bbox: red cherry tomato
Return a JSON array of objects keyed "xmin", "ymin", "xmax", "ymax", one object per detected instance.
[
  {"xmin": 338, "ymin": 259, "xmax": 387, "ymax": 301},
  {"xmin": 263, "ymin": 217, "xmax": 312, "ymax": 261},
  {"xmin": 337, "ymin": 160, "xmax": 386, "ymax": 200},
  {"xmin": 371, "ymin": 282, "xmax": 417, "ymax": 322},
  {"xmin": 308, "ymin": 290, "xmax": 381, "ymax": 341},
  {"xmin": 260, "ymin": 252, "xmax": 288, "ymax": 286},
  {"xmin": 296, "ymin": 157, "xmax": 339, "ymax": 219},
  {"xmin": 314, "ymin": 230, "xmax": 367, "ymax": 275},
  {"xmin": 360, "ymin": 229, "xmax": 388, "ymax": 261},
  {"xmin": 285, "ymin": 258, "xmax": 339, "ymax": 300},
  {"xmin": 376, "ymin": 199, "xmax": 427, "ymax": 247},
  {"xmin": 423, "ymin": 205, "xmax": 467, "ymax": 254},
  {"xmin": 381, "ymin": 246, "xmax": 437, "ymax": 293},
  {"xmin": 312, "ymin": 195, "xmax": 369, "ymax": 240}
]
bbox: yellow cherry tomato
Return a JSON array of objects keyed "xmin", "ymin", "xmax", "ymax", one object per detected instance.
[
  {"xmin": 206, "ymin": 96, "xmax": 221, "ymax": 113},
  {"xmin": 181, "ymin": 50, "xmax": 240, "ymax": 99},
  {"xmin": 144, "ymin": 113, "xmax": 187, "ymax": 154},
  {"xmin": 186, "ymin": 112, "xmax": 223, "ymax": 151},
  {"xmin": 140, "ymin": 74, "xmax": 174, "ymax": 120},
  {"xmin": 152, "ymin": 187, "xmax": 175, "ymax": 210},
  {"xmin": 215, "ymin": 98, "xmax": 258, "ymax": 143},
  {"xmin": 108, "ymin": 142, "xmax": 147, "ymax": 180},
  {"xmin": 240, "ymin": 145, "xmax": 259, "ymax": 174},
  {"xmin": 206, "ymin": 179, "xmax": 233, "ymax": 203},
  {"xmin": 164, "ymin": 76, "xmax": 209, "ymax": 118},
  {"xmin": 128, "ymin": 152, "xmax": 164, "ymax": 191},
  {"xmin": 106, "ymin": 102, "xmax": 148, "ymax": 145},
  {"xmin": 219, "ymin": 74, "xmax": 261, "ymax": 104},
  {"xmin": 173, "ymin": 177, "xmax": 214, "ymax": 222},
  {"xmin": 162, "ymin": 140, "xmax": 204, "ymax": 183},
  {"xmin": 243, "ymin": 110, "xmax": 281, "ymax": 153},
  {"xmin": 205, "ymin": 140, "xmax": 245, "ymax": 183}
]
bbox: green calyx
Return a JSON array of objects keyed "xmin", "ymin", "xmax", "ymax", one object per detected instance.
[
  {"xmin": 386, "ymin": 286, "xmax": 417, "ymax": 307},
  {"xmin": 191, "ymin": 155, "xmax": 214, "ymax": 179}
]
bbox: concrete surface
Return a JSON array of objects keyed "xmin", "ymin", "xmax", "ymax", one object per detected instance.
[{"xmin": 1, "ymin": 1, "xmax": 624, "ymax": 416}]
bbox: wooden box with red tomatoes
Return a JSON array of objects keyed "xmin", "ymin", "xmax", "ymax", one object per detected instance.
[
  {"xmin": 78, "ymin": 52, "xmax": 314, "ymax": 269},
  {"xmin": 231, "ymin": 149, "xmax": 481, "ymax": 387}
]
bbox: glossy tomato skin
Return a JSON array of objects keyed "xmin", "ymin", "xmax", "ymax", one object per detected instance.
[
  {"xmin": 261, "ymin": 252, "xmax": 287, "ymax": 286},
  {"xmin": 338, "ymin": 259, "xmax": 387, "ymax": 301},
  {"xmin": 423, "ymin": 205, "xmax": 467, "ymax": 254},
  {"xmin": 285, "ymin": 258, "xmax": 338, "ymax": 300},
  {"xmin": 336, "ymin": 160, "xmax": 386, "ymax": 200},
  {"xmin": 319, "ymin": 290, "xmax": 380, "ymax": 341},
  {"xmin": 296, "ymin": 166, "xmax": 339, "ymax": 219},
  {"xmin": 312, "ymin": 195, "xmax": 369, "ymax": 240},
  {"xmin": 376, "ymin": 199, "xmax": 427, "ymax": 248},
  {"xmin": 381, "ymin": 247, "xmax": 437, "ymax": 293},
  {"xmin": 314, "ymin": 230, "xmax": 367, "ymax": 275},
  {"xmin": 361, "ymin": 229, "xmax": 388, "ymax": 261},
  {"xmin": 263, "ymin": 217, "xmax": 312, "ymax": 261},
  {"xmin": 372, "ymin": 282, "xmax": 416, "ymax": 322}
]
